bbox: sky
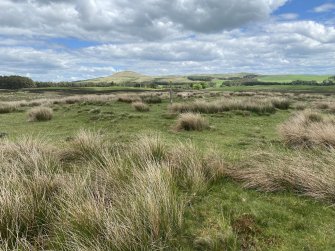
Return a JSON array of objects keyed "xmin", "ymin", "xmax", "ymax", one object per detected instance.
[{"xmin": 0, "ymin": 0, "xmax": 334, "ymax": 81}]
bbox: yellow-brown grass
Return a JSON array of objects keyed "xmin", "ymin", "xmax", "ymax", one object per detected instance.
[
  {"xmin": 228, "ymin": 150, "xmax": 335, "ymax": 203},
  {"xmin": 27, "ymin": 107, "xmax": 53, "ymax": 122},
  {"xmin": 0, "ymin": 131, "xmax": 225, "ymax": 249},
  {"xmin": 0, "ymin": 102, "xmax": 19, "ymax": 113},
  {"xmin": 169, "ymin": 98, "xmax": 279, "ymax": 114},
  {"xmin": 175, "ymin": 113, "xmax": 209, "ymax": 131},
  {"xmin": 279, "ymin": 110, "xmax": 335, "ymax": 148},
  {"xmin": 132, "ymin": 101, "xmax": 150, "ymax": 112}
]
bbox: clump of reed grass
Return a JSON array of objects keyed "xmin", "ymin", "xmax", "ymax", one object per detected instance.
[
  {"xmin": 175, "ymin": 113, "xmax": 209, "ymax": 131},
  {"xmin": 270, "ymin": 97, "xmax": 291, "ymax": 110},
  {"xmin": 169, "ymin": 98, "xmax": 276, "ymax": 114},
  {"xmin": 27, "ymin": 107, "xmax": 53, "ymax": 121},
  {"xmin": 117, "ymin": 94, "xmax": 141, "ymax": 103},
  {"xmin": 132, "ymin": 101, "xmax": 150, "ymax": 112},
  {"xmin": 228, "ymin": 149, "xmax": 335, "ymax": 203},
  {"xmin": 141, "ymin": 95, "xmax": 162, "ymax": 104},
  {"xmin": 0, "ymin": 102, "xmax": 19, "ymax": 114},
  {"xmin": 278, "ymin": 110, "xmax": 335, "ymax": 148}
]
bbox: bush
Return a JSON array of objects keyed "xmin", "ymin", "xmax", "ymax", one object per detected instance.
[
  {"xmin": 27, "ymin": 107, "xmax": 53, "ymax": 122},
  {"xmin": 132, "ymin": 102, "xmax": 150, "ymax": 112},
  {"xmin": 175, "ymin": 113, "xmax": 209, "ymax": 131}
]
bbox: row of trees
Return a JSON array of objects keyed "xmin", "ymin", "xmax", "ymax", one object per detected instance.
[
  {"xmin": 35, "ymin": 81, "xmax": 116, "ymax": 88},
  {"xmin": 222, "ymin": 76, "xmax": 335, "ymax": 87},
  {"xmin": 1, "ymin": 75, "xmax": 335, "ymax": 90}
]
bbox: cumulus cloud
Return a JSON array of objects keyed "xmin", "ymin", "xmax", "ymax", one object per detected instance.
[
  {"xmin": 313, "ymin": 3, "xmax": 335, "ymax": 13},
  {"xmin": 0, "ymin": 0, "xmax": 334, "ymax": 81},
  {"xmin": 0, "ymin": 0, "xmax": 287, "ymax": 41}
]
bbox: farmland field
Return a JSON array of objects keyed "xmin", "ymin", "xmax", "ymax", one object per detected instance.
[
  {"xmin": 258, "ymin": 75, "xmax": 331, "ymax": 83},
  {"xmin": 1, "ymin": 86, "xmax": 335, "ymax": 250}
]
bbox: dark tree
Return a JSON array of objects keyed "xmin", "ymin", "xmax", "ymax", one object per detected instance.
[{"xmin": 0, "ymin": 75, "xmax": 35, "ymax": 89}]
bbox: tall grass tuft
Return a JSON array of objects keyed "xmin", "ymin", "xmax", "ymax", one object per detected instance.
[
  {"xmin": 279, "ymin": 110, "xmax": 335, "ymax": 148},
  {"xmin": 228, "ymin": 150, "xmax": 335, "ymax": 203},
  {"xmin": 170, "ymin": 98, "xmax": 276, "ymax": 114},
  {"xmin": 0, "ymin": 130, "xmax": 225, "ymax": 249},
  {"xmin": 175, "ymin": 113, "xmax": 209, "ymax": 131},
  {"xmin": 270, "ymin": 97, "xmax": 291, "ymax": 110},
  {"xmin": 132, "ymin": 101, "xmax": 150, "ymax": 112},
  {"xmin": 0, "ymin": 137, "xmax": 63, "ymax": 249},
  {"xmin": 27, "ymin": 107, "xmax": 53, "ymax": 122},
  {"xmin": 0, "ymin": 102, "xmax": 18, "ymax": 114}
]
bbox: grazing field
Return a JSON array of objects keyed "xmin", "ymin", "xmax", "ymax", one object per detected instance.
[
  {"xmin": 258, "ymin": 75, "xmax": 331, "ymax": 83},
  {"xmin": 1, "ymin": 87, "xmax": 335, "ymax": 250}
]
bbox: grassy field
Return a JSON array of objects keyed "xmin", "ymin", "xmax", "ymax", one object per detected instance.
[
  {"xmin": 1, "ymin": 87, "xmax": 335, "ymax": 250},
  {"xmin": 258, "ymin": 75, "xmax": 331, "ymax": 83}
]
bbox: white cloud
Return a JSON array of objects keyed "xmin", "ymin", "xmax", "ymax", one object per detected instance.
[
  {"xmin": 270, "ymin": 21, "xmax": 335, "ymax": 43},
  {"xmin": 314, "ymin": 3, "xmax": 335, "ymax": 13},
  {"xmin": 0, "ymin": 0, "xmax": 335, "ymax": 81},
  {"xmin": 277, "ymin": 13, "xmax": 299, "ymax": 20},
  {"xmin": 0, "ymin": 0, "xmax": 288, "ymax": 41}
]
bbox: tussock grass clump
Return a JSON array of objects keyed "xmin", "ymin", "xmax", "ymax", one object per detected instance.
[
  {"xmin": 0, "ymin": 102, "xmax": 18, "ymax": 113},
  {"xmin": 141, "ymin": 95, "xmax": 162, "ymax": 104},
  {"xmin": 27, "ymin": 107, "xmax": 53, "ymax": 121},
  {"xmin": 270, "ymin": 97, "xmax": 291, "ymax": 110},
  {"xmin": 279, "ymin": 110, "xmax": 335, "ymax": 148},
  {"xmin": 229, "ymin": 150, "xmax": 335, "ymax": 203},
  {"xmin": 170, "ymin": 98, "xmax": 276, "ymax": 114},
  {"xmin": 117, "ymin": 94, "xmax": 141, "ymax": 103},
  {"xmin": 175, "ymin": 113, "xmax": 209, "ymax": 131},
  {"xmin": 0, "ymin": 131, "xmax": 225, "ymax": 250},
  {"xmin": 64, "ymin": 129, "xmax": 109, "ymax": 163},
  {"xmin": 0, "ymin": 137, "xmax": 63, "ymax": 249},
  {"xmin": 132, "ymin": 101, "xmax": 150, "ymax": 112}
]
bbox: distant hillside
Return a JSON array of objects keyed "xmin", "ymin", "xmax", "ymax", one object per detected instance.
[
  {"xmin": 75, "ymin": 71, "xmax": 333, "ymax": 87},
  {"xmin": 77, "ymin": 71, "xmax": 255, "ymax": 85},
  {"xmin": 81, "ymin": 71, "xmax": 153, "ymax": 84}
]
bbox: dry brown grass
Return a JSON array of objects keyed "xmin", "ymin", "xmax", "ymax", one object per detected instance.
[
  {"xmin": 0, "ymin": 131, "xmax": 225, "ymax": 250},
  {"xmin": 0, "ymin": 102, "xmax": 19, "ymax": 113},
  {"xmin": 228, "ymin": 150, "xmax": 335, "ymax": 203},
  {"xmin": 169, "ymin": 98, "xmax": 279, "ymax": 114},
  {"xmin": 278, "ymin": 110, "xmax": 335, "ymax": 148},
  {"xmin": 132, "ymin": 101, "xmax": 150, "ymax": 112},
  {"xmin": 27, "ymin": 107, "xmax": 53, "ymax": 122},
  {"xmin": 117, "ymin": 94, "xmax": 142, "ymax": 103},
  {"xmin": 175, "ymin": 113, "xmax": 209, "ymax": 131}
]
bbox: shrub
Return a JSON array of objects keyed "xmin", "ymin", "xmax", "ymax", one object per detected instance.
[
  {"xmin": 27, "ymin": 107, "xmax": 53, "ymax": 122},
  {"xmin": 175, "ymin": 113, "xmax": 209, "ymax": 131},
  {"xmin": 132, "ymin": 101, "xmax": 150, "ymax": 112}
]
